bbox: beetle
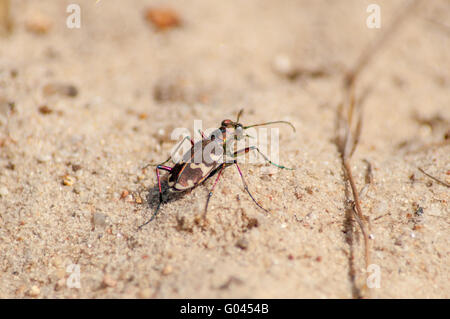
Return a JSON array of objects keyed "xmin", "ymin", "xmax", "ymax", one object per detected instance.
[{"xmin": 139, "ymin": 109, "xmax": 295, "ymax": 229}]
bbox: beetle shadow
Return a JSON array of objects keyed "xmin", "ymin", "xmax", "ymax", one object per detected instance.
[
  {"xmin": 141, "ymin": 166, "xmax": 223, "ymax": 224},
  {"xmin": 145, "ymin": 180, "xmax": 189, "ymax": 213}
]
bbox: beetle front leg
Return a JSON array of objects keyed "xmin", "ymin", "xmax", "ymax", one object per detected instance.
[
  {"xmin": 203, "ymin": 163, "xmax": 226, "ymax": 219},
  {"xmin": 233, "ymin": 161, "xmax": 269, "ymax": 213},
  {"xmin": 198, "ymin": 129, "xmax": 206, "ymax": 139}
]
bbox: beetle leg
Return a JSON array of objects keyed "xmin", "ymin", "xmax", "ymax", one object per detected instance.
[
  {"xmin": 198, "ymin": 129, "xmax": 206, "ymax": 139},
  {"xmin": 231, "ymin": 146, "xmax": 293, "ymax": 170},
  {"xmin": 142, "ymin": 136, "xmax": 193, "ymax": 169},
  {"xmin": 138, "ymin": 165, "xmax": 172, "ymax": 229},
  {"xmin": 234, "ymin": 161, "xmax": 269, "ymax": 213},
  {"xmin": 203, "ymin": 163, "xmax": 226, "ymax": 219}
]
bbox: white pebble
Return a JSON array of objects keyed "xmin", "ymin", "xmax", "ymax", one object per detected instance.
[
  {"xmin": 273, "ymin": 54, "xmax": 293, "ymax": 75},
  {"xmin": 28, "ymin": 285, "xmax": 40, "ymax": 297},
  {"xmin": 0, "ymin": 186, "xmax": 8, "ymax": 196},
  {"xmin": 36, "ymin": 154, "xmax": 51, "ymax": 163}
]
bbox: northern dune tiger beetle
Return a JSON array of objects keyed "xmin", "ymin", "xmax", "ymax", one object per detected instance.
[{"xmin": 139, "ymin": 109, "xmax": 295, "ymax": 229}]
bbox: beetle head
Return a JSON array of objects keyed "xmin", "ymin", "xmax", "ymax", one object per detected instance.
[{"xmin": 220, "ymin": 119, "xmax": 244, "ymax": 140}]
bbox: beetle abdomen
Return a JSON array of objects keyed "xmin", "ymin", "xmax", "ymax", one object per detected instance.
[
  {"xmin": 170, "ymin": 162, "xmax": 218, "ymax": 191},
  {"xmin": 167, "ymin": 138, "xmax": 223, "ymax": 191},
  {"xmin": 167, "ymin": 163, "xmax": 185, "ymax": 189}
]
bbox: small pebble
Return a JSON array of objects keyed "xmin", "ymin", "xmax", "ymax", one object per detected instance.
[
  {"xmin": 162, "ymin": 265, "xmax": 173, "ymax": 275},
  {"xmin": 55, "ymin": 278, "xmax": 66, "ymax": 291},
  {"xmin": 134, "ymin": 194, "xmax": 143, "ymax": 204},
  {"xmin": 26, "ymin": 12, "xmax": 52, "ymax": 34},
  {"xmin": 0, "ymin": 186, "xmax": 8, "ymax": 197},
  {"xmin": 138, "ymin": 288, "xmax": 152, "ymax": 299},
  {"xmin": 43, "ymin": 83, "xmax": 78, "ymax": 97},
  {"xmin": 414, "ymin": 207, "xmax": 424, "ymax": 217},
  {"xmin": 36, "ymin": 154, "xmax": 52, "ymax": 163},
  {"xmin": 273, "ymin": 53, "xmax": 294, "ymax": 76},
  {"xmin": 28, "ymin": 285, "xmax": 40, "ymax": 297},
  {"xmin": 102, "ymin": 275, "xmax": 117, "ymax": 288},
  {"xmin": 120, "ymin": 190, "xmax": 129, "ymax": 199},
  {"xmin": 62, "ymin": 175, "xmax": 75, "ymax": 186},
  {"xmin": 236, "ymin": 238, "xmax": 249, "ymax": 250},
  {"xmin": 145, "ymin": 7, "xmax": 181, "ymax": 31},
  {"xmin": 38, "ymin": 105, "xmax": 53, "ymax": 115},
  {"xmin": 72, "ymin": 164, "xmax": 82, "ymax": 172}
]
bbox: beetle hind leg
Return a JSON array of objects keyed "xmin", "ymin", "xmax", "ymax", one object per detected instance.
[{"xmin": 203, "ymin": 163, "xmax": 226, "ymax": 220}]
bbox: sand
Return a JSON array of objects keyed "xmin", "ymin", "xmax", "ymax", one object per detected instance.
[{"xmin": 0, "ymin": 0, "xmax": 448, "ymax": 298}]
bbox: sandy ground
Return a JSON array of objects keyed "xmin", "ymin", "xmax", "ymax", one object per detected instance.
[{"xmin": 0, "ymin": 0, "xmax": 449, "ymax": 299}]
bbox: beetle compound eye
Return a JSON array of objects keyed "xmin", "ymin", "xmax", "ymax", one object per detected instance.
[{"xmin": 221, "ymin": 119, "xmax": 233, "ymax": 127}]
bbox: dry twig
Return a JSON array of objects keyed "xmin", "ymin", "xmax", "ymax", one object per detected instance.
[
  {"xmin": 337, "ymin": 0, "xmax": 421, "ymax": 298},
  {"xmin": 336, "ymin": 88, "xmax": 372, "ymax": 289},
  {"xmin": 418, "ymin": 167, "xmax": 450, "ymax": 188},
  {"xmin": 0, "ymin": 0, "xmax": 13, "ymax": 36}
]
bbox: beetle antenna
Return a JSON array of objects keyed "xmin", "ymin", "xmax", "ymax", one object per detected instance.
[
  {"xmin": 236, "ymin": 109, "xmax": 244, "ymax": 123},
  {"xmin": 244, "ymin": 120, "xmax": 296, "ymax": 132}
]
